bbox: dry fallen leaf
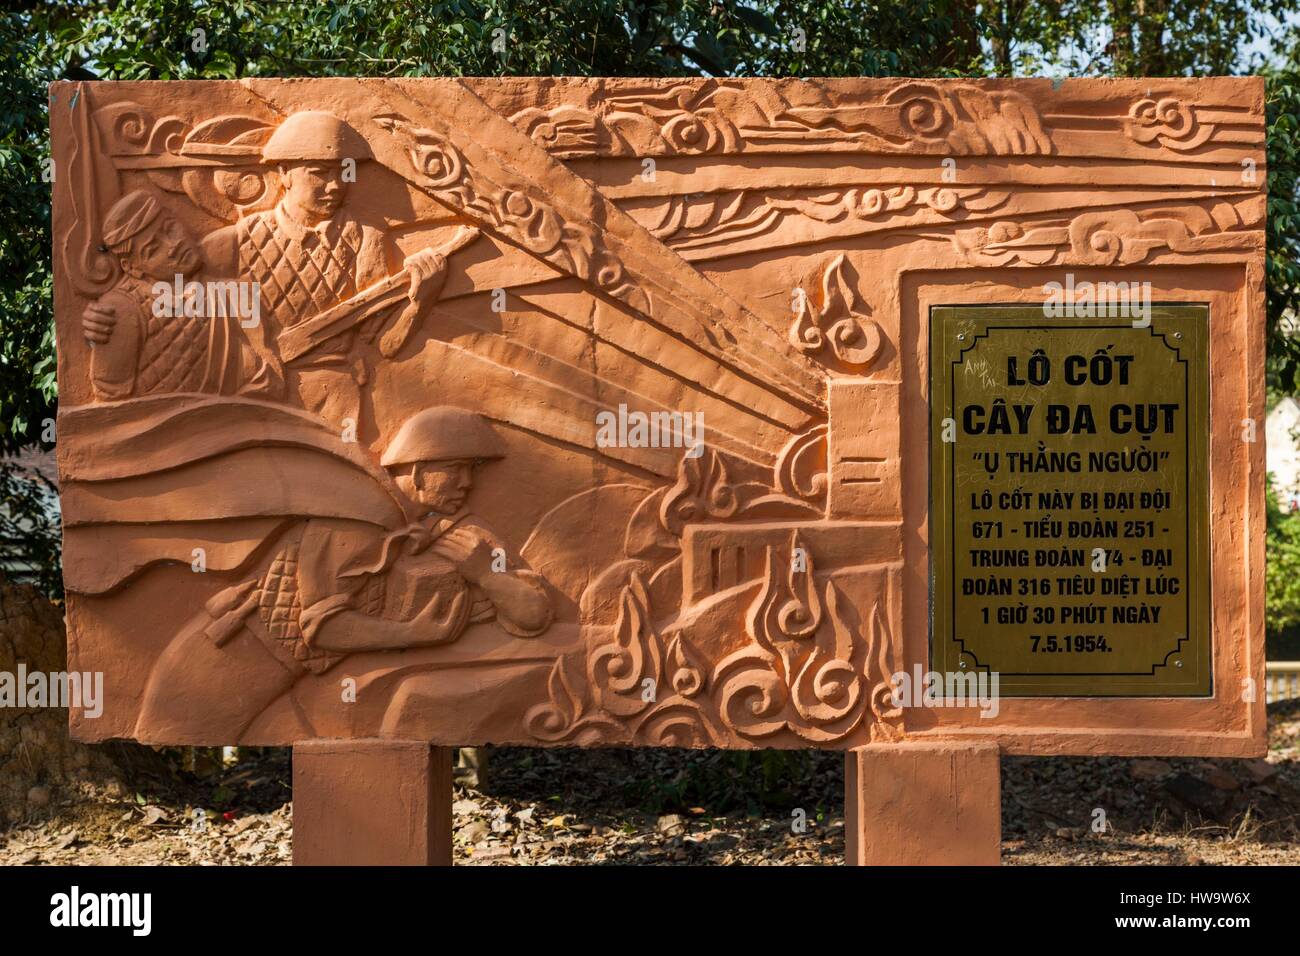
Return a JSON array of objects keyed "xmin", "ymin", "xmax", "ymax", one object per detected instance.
[{"xmin": 140, "ymin": 806, "xmax": 166, "ymax": 826}]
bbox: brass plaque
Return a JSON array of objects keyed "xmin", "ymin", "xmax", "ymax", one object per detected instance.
[{"xmin": 930, "ymin": 305, "xmax": 1211, "ymax": 696}]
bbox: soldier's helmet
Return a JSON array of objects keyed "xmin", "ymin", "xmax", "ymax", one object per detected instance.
[
  {"xmin": 101, "ymin": 189, "xmax": 162, "ymax": 250},
  {"xmin": 262, "ymin": 111, "xmax": 373, "ymax": 164},
  {"xmin": 381, "ymin": 407, "xmax": 506, "ymax": 468}
]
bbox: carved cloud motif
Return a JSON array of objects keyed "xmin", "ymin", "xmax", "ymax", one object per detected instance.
[
  {"xmin": 883, "ymin": 83, "xmax": 1054, "ymax": 155},
  {"xmin": 1126, "ymin": 97, "xmax": 1220, "ymax": 152},
  {"xmin": 948, "ymin": 204, "xmax": 1263, "ymax": 267}
]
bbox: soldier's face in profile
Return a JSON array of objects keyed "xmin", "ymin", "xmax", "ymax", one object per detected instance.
[
  {"xmin": 130, "ymin": 215, "xmax": 200, "ymax": 280},
  {"xmin": 406, "ymin": 459, "xmax": 475, "ymax": 514},
  {"xmin": 281, "ymin": 163, "xmax": 348, "ymax": 220}
]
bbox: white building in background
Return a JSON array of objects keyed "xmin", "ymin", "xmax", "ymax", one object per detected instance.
[{"xmin": 1268, "ymin": 397, "xmax": 1300, "ymax": 507}]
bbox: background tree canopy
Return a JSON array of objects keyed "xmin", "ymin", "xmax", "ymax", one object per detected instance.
[{"xmin": 2, "ymin": 0, "xmax": 1299, "ymax": 450}]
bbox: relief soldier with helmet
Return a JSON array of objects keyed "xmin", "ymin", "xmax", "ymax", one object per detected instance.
[
  {"xmin": 134, "ymin": 406, "xmax": 553, "ymax": 740},
  {"xmin": 198, "ymin": 110, "xmax": 450, "ymax": 433}
]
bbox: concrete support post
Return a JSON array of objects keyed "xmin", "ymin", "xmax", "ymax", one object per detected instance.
[
  {"xmin": 845, "ymin": 742, "xmax": 1000, "ymax": 865},
  {"xmin": 293, "ymin": 739, "xmax": 453, "ymax": 866}
]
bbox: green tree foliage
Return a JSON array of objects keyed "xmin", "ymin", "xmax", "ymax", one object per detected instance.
[
  {"xmin": 0, "ymin": 11, "xmax": 57, "ymax": 451},
  {"xmin": 1266, "ymin": 476, "xmax": 1300, "ymax": 634},
  {"xmin": 1266, "ymin": 70, "xmax": 1300, "ymax": 390},
  {"xmin": 976, "ymin": 0, "xmax": 1272, "ymax": 78},
  {"xmin": 0, "ymin": 459, "xmax": 61, "ymax": 601}
]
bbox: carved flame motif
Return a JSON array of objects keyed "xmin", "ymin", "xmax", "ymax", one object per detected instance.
[
  {"xmin": 659, "ymin": 446, "xmax": 740, "ymax": 536},
  {"xmin": 865, "ymin": 601, "xmax": 905, "ymax": 741},
  {"xmin": 523, "ymin": 654, "xmax": 625, "ymax": 745},
  {"xmin": 524, "ymin": 654, "xmax": 587, "ymax": 742},
  {"xmin": 665, "ymin": 634, "xmax": 706, "ymax": 698},
  {"xmin": 712, "ymin": 534, "xmax": 877, "ymax": 743},
  {"xmin": 529, "ymin": 575, "xmax": 717, "ymax": 745},
  {"xmin": 750, "ymin": 531, "xmax": 822, "ymax": 642},
  {"xmin": 789, "ymin": 255, "xmax": 884, "ymax": 371},
  {"xmin": 775, "ymin": 426, "xmax": 828, "ymax": 504},
  {"xmin": 587, "ymin": 572, "xmax": 661, "ymax": 718},
  {"xmin": 511, "ymin": 479, "xmax": 901, "ymax": 747},
  {"xmin": 789, "ymin": 583, "xmax": 862, "ymax": 727}
]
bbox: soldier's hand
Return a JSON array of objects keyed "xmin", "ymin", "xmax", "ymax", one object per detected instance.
[
  {"xmin": 432, "ymin": 527, "xmax": 495, "ymax": 584},
  {"xmin": 82, "ymin": 301, "xmax": 119, "ymax": 345},
  {"xmin": 413, "ymin": 588, "xmax": 469, "ymax": 640},
  {"xmin": 404, "ymin": 249, "xmax": 446, "ymax": 304}
]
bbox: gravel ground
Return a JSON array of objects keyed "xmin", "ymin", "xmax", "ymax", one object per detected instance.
[{"xmin": 3, "ymin": 700, "xmax": 1298, "ymax": 866}]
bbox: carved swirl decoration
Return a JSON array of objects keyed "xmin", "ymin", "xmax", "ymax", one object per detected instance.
[
  {"xmin": 375, "ymin": 114, "xmax": 651, "ymax": 314},
  {"xmin": 1127, "ymin": 97, "xmax": 1211, "ymax": 151}
]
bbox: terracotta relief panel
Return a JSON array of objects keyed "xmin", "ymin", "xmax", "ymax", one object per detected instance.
[{"xmin": 49, "ymin": 77, "xmax": 1264, "ymax": 753}]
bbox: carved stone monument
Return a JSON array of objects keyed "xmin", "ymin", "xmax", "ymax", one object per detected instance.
[{"xmin": 51, "ymin": 77, "xmax": 1265, "ymax": 865}]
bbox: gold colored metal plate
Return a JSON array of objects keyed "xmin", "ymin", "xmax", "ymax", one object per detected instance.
[{"xmin": 930, "ymin": 305, "xmax": 1211, "ymax": 696}]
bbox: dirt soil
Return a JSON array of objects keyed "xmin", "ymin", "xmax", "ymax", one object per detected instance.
[{"xmin": 2, "ymin": 700, "xmax": 1298, "ymax": 866}]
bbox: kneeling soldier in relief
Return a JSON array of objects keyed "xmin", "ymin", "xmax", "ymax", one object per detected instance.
[{"xmin": 134, "ymin": 407, "xmax": 551, "ymax": 741}]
